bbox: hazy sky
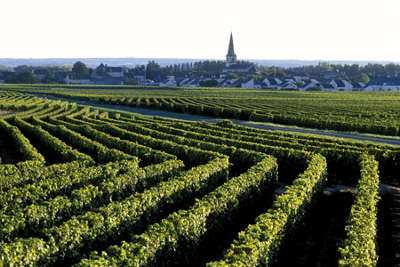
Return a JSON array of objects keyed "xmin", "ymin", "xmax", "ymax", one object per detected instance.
[{"xmin": 1, "ymin": 0, "xmax": 400, "ymax": 61}]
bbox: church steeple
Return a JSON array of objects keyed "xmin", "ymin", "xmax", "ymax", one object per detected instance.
[{"xmin": 226, "ymin": 32, "xmax": 237, "ymax": 66}]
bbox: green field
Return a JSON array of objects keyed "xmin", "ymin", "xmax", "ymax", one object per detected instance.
[
  {"xmin": 5, "ymin": 83, "xmax": 400, "ymax": 136},
  {"xmin": 0, "ymin": 89, "xmax": 398, "ymax": 266}
]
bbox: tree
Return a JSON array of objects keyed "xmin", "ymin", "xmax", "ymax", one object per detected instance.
[
  {"xmin": 384, "ymin": 63, "xmax": 400, "ymax": 77},
  {"xmin": 199, "ymin": 80, "xmax": 218, "ymax": 87},
  {"xmin": 146, "ymin": 61, "xmax": 161, "ymax": 80},
  {"xmin": 42, "ymin": 73, "xmax": 57, "ymax": 84},
  {"xmin": 295, "ymin": 81, "xmax": 304, "ymax": 88},
  {"xmin": 124, "ymin": 78, "xmax": 139, "ymax": 85},
  {"xmin": 7, "ymin": 71, "xmax": 39, "ymax": 84},
  {"xmin": 358, "ymin": 73, "xmax": 370, "ymax": 84},
  {"xmin": 14, "ymin": 65, "xmax": 32, "ymax": 74},
  {"xmin": 306, "ymin": 84, "xmax": 322, "ymax": 91},
  {"xmin": 72, "ymin": 61, "xmax": 89, "ymax": 75},
  {"xmin": 226, "ymin": 72, "xmax": 239, "ymax": 79},
  {"xmin": 316, "ymin": 62, "xmax": 333, "ymax": 72}
]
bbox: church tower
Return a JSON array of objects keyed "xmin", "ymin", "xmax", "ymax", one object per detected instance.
[{"xmin": 226, "ymin": 32, "xmax": 237, "ymax": 67}]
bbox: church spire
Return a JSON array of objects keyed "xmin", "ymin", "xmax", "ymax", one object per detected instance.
[
  {"xmin": 227, "ymin": 33, "xmax": 235, "ymax": 56},
  {"xmin": 226, "ymin": 32, "xmax": 237, "ymax": 66}
]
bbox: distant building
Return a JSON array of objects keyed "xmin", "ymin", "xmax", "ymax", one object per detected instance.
[
  {"xmin": 64, "ymin": 74, "xmax": 93, "ymax": 84},
  {"xmin": 221, "ymin": 78, "xmax": 240, "ymax": 88},
  {"xmin": 133, "ymin": 75, "xmax": 145, "ymax": 82},
  {"xmin": 92, "ymin": 77, "xmax": 124, "ymax": 85},
  {"xmin": 125, "ymin": 69, "xmax": 145, "ymax": 84},
  {"xmin": 321, "ymin": 82, "xmax": 335, "ymax": 91},
  {"xmin": 93, "ymin": 63, "xmax": 124, "ymax": 78},
  {"xmin": 351, "ymin": 82, "xmax": 365, "ymax": 90},
  {"xmin": 241, "ymin": 78, "xmax": 255, "ymax": 89},
  {"xmin": 184, "ymin": 79, "xmax": 200, "ymax": 87},
  {"xmin": 0, "ymin": 72, "xmax": 5, "ymax": 84},
  {"xmin": 160, "ymin": 76, "xmax": 177, "ymax": 87},
  {"xmin": 241, "ymin": 78, "xmax": 262, "ymax": 89},
  {"xmin": 77, "ymin": 63, "xmax": 126, "ymax": 85},
  {"xmin": 262, "ymin": 78, "xmax": 282, "ymax": 89},
  {"xmin": 54, "ymin": 71, "xmax": 68, "ymax": 83},
  {"xmin": 365, "ymin": 78, "xmax": 400, "ymax": 91},
  {"xmin": 329, "ymin": 79, "xmax": 353, "ymax": 91},
  {"xmin": 178, "ymin": 78, "xmax": 191, "ymax": 87},
  {"xmin": 222, "ymin": 63, "xmax": 256, "ymax": 75},
  {"xmin": 225, "ymin": 33, "xmax": 237, "ymax": 67},
  {"xmin": 277, "ymin": 79, "xmax": 297, "ymax": 90},
  {"xmin": 222, "ymin": 33, "xmax": 256, "ymax": 75},
  {"xmin": 300, "ymin": 79, "xmax": 320, "ymax": 91}
]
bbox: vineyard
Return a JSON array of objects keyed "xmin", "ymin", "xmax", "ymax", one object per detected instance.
[
  {"xmin": 5, "ymin": 84, "xmax": 400, "ymax": 136},
  {"xmin": 0, "ymin": 90, "xmax": 399, "ymax": 266}
]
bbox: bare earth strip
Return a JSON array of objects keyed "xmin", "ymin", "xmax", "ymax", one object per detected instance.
[{"xmin": 0, "ymin": 111, "xmax": 13, "ymax": 116}]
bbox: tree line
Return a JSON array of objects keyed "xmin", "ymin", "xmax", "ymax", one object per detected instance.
[{"xmin": 4, "ymin": 60, "xmax": 400, "ymax": 84}]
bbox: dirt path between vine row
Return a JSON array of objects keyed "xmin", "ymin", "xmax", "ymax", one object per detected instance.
[
  {"xmin": 30, "ymin": 93, "xmax": 400, "ymax": 146},
  {"xmin": 0, "ymin": 111, "xmax": 13, "ymax": 116}
]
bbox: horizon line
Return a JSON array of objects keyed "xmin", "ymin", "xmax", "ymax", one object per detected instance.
[{"xmin": 1, "ymin": 57, "xmax": 399, "ymax": 64}]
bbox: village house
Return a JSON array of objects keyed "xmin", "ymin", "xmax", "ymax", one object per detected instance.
[
  {"xmin": 160, "ymin": 76, "xmax": 177, "ymax": 87},
  {"xmin": 300, "ymin": 79, "xmax": 320, "ymax": 91},
  {"xmin": 124, "ymin": 68, "xmax": 146, "ymax": 84},
  {"xmin": 89, "ymin": 63, "xmax": 124, "ymax": 85},
  {"xmin": 93, "ymin": 63, "xmax": 124, "ymax": 78},
  {"xmin": 54, "ymin": 71, "xmax": 68, "ymax": 83},
  {"xmin": 241, "ymin": 78, "xmax": 262, "ymax": 89},
  {"xmin": 364, "ymin": 78, "xmax": 400, "ymax": 91},
  {"xmin": 92, "ymin": 77, "xmax": 124, "ymax": 85},
  {"xmin": 64, "ymin": 74, "xmax": 93, "ymax": 84},
  {"xmin": 329, "ymin": 79, "xmax": 353, "ymax": 91},
  {"xmin": 185, "ymin": 79, "xmax": 200, "ymax": 87},
  {"xmin": 178, "ymin": 78, "xmax": 191, "ymax": 87},
  {"xmin": 63, "ymin": 64, "xmax": 125, "ymax": 85},
  {"xmin": 321, "ymin": 82, "xmax": 335, "ymax": 91},
  {"xmin": 261, "ymin": 78, "xmax": 282, "ymax": 89},
  {"xmin": 0, "ymin": 72, "xmax": 5, "ymax": 84},
  {"xmin": 221, "ymin": 78, "xmax": 240, "ymax": 88},
  {"xmin": 276, "ymin": 79, "xmax": 297, "ymax": 90},
  {"xmin": 351, "ymin": 82, "xmax": 365, "ymax": 90}
]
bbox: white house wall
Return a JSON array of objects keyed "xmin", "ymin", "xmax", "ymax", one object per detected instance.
[
  {"xmin": 107, "ymin": 72, "xmax": 124, "ymax": 78},
  {"xmin": 365, "ymin": 85, "xmax": 400, "ymax": 91}
]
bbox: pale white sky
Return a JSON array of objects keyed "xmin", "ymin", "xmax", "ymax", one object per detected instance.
[{"xmin": 1, "ymin": 0, "xmax": 400, "ymax": 61}]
